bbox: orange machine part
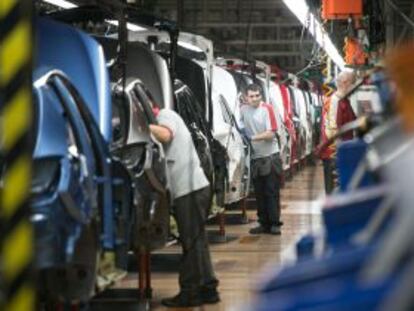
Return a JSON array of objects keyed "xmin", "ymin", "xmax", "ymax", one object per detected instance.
[
  {"xmin": 344, "ymin": 37, "xmax": 367, "ymax": 66},
  {"xmin": 322, "ymin": 0, "xmax": 363, "ymax": 20}
]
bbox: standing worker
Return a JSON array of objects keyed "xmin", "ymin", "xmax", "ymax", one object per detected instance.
[
  {"xmin": 325, "ymin": 71, "xmax": 357, "ymax": 141},
  {"xmin": 241, "ymin": 83, "xmax": 283, "ymax": 235},
  {"xmin": 319, "ymin": 94, "xmax": 336, "ymax": 194},
  {"xmin": 149, "ymin": 108, "xmax": 219, "ymax": 308},
  {"xmin": 320, "ymin": 71, "xmax": 357, "ymax": 193}
]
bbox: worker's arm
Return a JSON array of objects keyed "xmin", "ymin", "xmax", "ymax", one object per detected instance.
[
  {"xmin": 149, "ymin": 124, "xmax": 173, "ymax": 143},
  {"xmin": 252, "ymin": 131, "xmax": 275, "ymax": 141},
  {"xmin": 252, "ymin": 104, "xmax": 277, "ymax": 141},
  {"xmin": 326, "ymin": 95, "xmax": 339, "ymax": 138}
]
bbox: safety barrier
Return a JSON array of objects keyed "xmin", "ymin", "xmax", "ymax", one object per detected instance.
[{"xmin": 0, "ymin": 1, "xmax": 34, "ymax": 310}]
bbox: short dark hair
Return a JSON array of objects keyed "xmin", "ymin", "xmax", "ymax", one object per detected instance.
[{"xmin": 245, "ymin": 83, "xmax": 262, "ymax": 94}]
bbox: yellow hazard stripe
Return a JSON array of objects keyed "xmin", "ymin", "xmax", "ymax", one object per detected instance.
[
  {"xmin": 6, "ymin": 285, "xmax": 35, "ymax": 311},
  {"xmin": 0, "ymin": 1, "xmax": 34, "ymax": 310},
  {"xmin": 0, "ymin": 0, "xmax": 17, "ymax": 19},
  {"xmin": 0, "ymin": 21, "xmax": 30, "ymax": 86},
  {"xmin": 1, "ymin": 155, "xmax": 31, "ymax": 219},
  {"xmin": 3, "ymin": 221, "xmax": 32, "ymax": 281},
  {"xmin": 326, "ymin": 89, "xmax": 334, "ymax": 97},
  {"xmin": 1, "ymin": 88, "xmax": 31, "ymax": 151}
]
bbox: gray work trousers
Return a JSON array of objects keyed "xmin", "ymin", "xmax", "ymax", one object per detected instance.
[
  {"xmin": 173, "ymin": 186, "xmax": 218, "ymax": 293},
  {"xmin": 322, "ymin": 159, "xmax": 335, "ymax": 194},
  {"xmin": 251, "ymin": 154, "xmax": 282, "ymax": 228}
]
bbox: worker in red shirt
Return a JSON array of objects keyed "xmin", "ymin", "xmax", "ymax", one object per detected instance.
[
  {"xmin": 325, "ymin": 71, "xmax": 357, "ymax": 140},
  {"xmin": 321, "ymin": 71, "xmax": 356, "ymax": 193}
]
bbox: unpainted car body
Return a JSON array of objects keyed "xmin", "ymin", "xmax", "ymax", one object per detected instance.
[
  {"xmin": 173, "ymin": 79, "xmax": 215, "ymax": 187},
  {"xmin": 94, "ymin": 37, "xmax": 171, "ymax": 251},
  {"xmin": 212, "ymin": 65, "xmax": 251, "ymax": 204},
  {"xmin": 34, "ymin": 17, "xmax": 134, "ymax": 300},
  {"xmin": 32, "ymin": 69, "xmax": 100, "ymax": 301}
]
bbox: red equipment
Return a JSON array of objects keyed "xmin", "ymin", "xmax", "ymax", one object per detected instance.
[{"xmin": 322, "ymin": 0, "xmax": 363, "ymax": 20}]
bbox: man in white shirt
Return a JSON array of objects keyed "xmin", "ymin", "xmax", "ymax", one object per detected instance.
[{"xmin": 240, "ymin": 83, "xmax": 283, "ymax": 235}]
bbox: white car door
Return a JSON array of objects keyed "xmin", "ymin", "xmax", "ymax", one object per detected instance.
[{"xmin": 212, "ymin": 66, "xmax": 250, "ymax": 204}]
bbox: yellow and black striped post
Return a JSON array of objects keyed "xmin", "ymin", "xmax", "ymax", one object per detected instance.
[
  {"xmin": 322, "ymin": 55, "xmax": 334, "ymax": 97},
  {"xmin": 0, "ymin": 1, "xmax": 34, "ymax": 310}
]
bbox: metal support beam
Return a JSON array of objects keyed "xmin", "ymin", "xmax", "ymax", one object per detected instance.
[
  {"xmin": 252, "ymin": 51, "xmax": 302, "ymax": 56},
  {"xmin": 397, "ymin": 1, "xmax": 414, "ymax": 42},
  {"xmin": 196, "ymin": 22, "xmax": 303, "ymax": 28},
  {"xmin": 385, "ymin": 0, "xmax": 395, "ymax": 47},
  {"xmin": 154, "ymin": 0, "xmax": 309, "ymax": 71},
  {"xmin": 226, "ymin": 39, "xmax": 314, "ymax": 45},
  {"xmin": 176, "ymin": 0, "xmax": 184, "ymax": 28}
]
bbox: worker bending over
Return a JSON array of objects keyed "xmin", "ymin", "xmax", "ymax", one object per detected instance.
[{"xmin": 149, "ymin": 108, "xmax": 219, "ymax": 308}]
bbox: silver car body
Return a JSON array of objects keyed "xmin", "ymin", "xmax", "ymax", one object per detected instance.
[{"xmin": 212, "ymin": 65, "xmax": 250, "ymax": 204}]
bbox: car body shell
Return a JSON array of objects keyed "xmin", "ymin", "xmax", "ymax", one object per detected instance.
[{"xmin": 212, "ymin": 65, "xmax": 251, "ymax": 204}]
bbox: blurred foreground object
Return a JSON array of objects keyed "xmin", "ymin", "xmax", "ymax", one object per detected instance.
[{"xmin": 386, "ymin": 42, "xmax": 414, "ymax": 132}]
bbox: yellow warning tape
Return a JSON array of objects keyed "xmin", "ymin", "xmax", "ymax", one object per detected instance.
[
  {"xmin": 3, "ymin": 221, "xmax": 32, "ymax": 281},
  {"xmin": 7, "ymin": 286, "xmax": 35, "ymax": 311},
  {"xmin": 1, "ymin": 88, "xmax": 31, "ymax": 151},
  {"xmin": 1, "ymin": 155, "xmax": 31, "ymax": 218},
  {"xmin": 322, "ymin": 55, "xmax": 334, "ymax": 96},
  {"xmin": 0, "ymin": 21, "xmax": 30, "ymax": 86},
  {"xmin": 0, "ymin": 0, "xmax": 18, "ymax": 19},
  {"xmin": 0, "ymin": 1, "xmax": 34, "ymax": 310}
]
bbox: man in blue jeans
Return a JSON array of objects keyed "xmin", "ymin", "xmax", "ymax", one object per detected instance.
[
  {"xmin": 149, "ymin": 108, "xmax": 219, "ymax": 307},
  {"xmin": 241, "ymin": 83, "xmax": 283, "ymax": 235}
]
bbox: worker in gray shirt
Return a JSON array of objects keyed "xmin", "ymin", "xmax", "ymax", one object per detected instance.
[
  {"xmin": 241, "ymin": 83, "xmax": 283, "ymax": 235},
  {"xmin": 149, "ymin": 108, "xmax": 219, "ymax": 308}
]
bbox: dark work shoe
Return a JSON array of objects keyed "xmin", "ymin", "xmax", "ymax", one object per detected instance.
[
  {"xmin": 249, "ymin": 226, "xmax": 270, "ymax": 234},
  {"xmin": 269, "ymin": 225, "xmax": 281, "ymax": 235},
  {"xmin": 161, "ymin": 292, "xmax": 203, "ymax": 308},
  {"xmin": 277, "ymin": 221, "xmax": 284, "ymax": 227},
  {"xmin": 201, "ymin": 288, "xmax": 220, "ymax": 304}
]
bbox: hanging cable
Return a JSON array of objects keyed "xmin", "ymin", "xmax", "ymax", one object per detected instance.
[{"xmin": 243, "ymin": 0, "xmax": 255, "ymax": 63}]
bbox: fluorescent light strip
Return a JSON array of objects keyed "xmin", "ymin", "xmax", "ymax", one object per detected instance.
[
  {"xmin": 106, "ymin": 20, "xmax": 147, "ymax": 32},
  {"xmin": 282, "ymin": 0, "xmax": 345, "ymax": 70},
  {"xmin": 43, "ymin": 0, "xmax": 77, "ymax": 9}
]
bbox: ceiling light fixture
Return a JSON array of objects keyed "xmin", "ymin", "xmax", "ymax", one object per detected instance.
[
  {"xmin": 282, "ymin": 0, "xmax": 346, "ymax": 70},
  {"xmin": 42, "ymin": 0, "xmax": 77, "ymax": 9}
]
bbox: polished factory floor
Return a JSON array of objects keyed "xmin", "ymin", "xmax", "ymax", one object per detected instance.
[{"xmin": 121, "ymin": 163, "xmax": 324, "ymax": 310}]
